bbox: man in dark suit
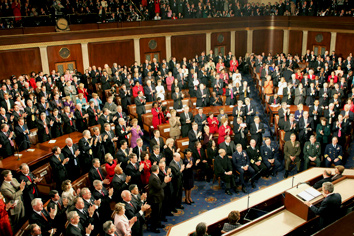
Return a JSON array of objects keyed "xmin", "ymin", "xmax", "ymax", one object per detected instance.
[
  {"xmin": 192, "ymin": 143, "xmax": 212, "ymax": 182},
  {"xmin": 282, "ymin": 83, "xmax": 294, "ymax": 105},
  {"xmin": 50, "ymin": 146, "xmax": 69, "ymax": 189},
  {"xmin": 122, "ymin": 190, "xmax": 150, "ymax": 236},
  {"xmin": 36, "ymin": 96, "xmax": 50, "ymax": 116},
  {"xmin": 220, "ymin": 136, "xmax": 237, "ymax": 159},
  {"xmin": 112, "ymin": 105, "xmax": 129, "ymax": 126},
  {"xmin": 36, "ymin": 113, "xmax": 53, "ymax": 143},
  {"xmin": 150, "ymin": 144, "xmax": 165, "ymax": 165},
  {"xmin": 92, "ymin": 180, "xmax": 114, "ymax": 223},
  {"xmin": 332, "ymin": 114, "xmax": 348, "ymax": 145},
  {"xmin": 125, "ymin": 154, "xmax": 144, "ymax": 189},
  {"xmin": 29, "ymin": 198, "xmax": 56, "ymax": 236},
  {"xmin": 18, "ymin": 163, "xmax": 40, "ymax": 215},
  {"xmin": 1, "ymin": 93, "xmax": 14, "ymax": 113},
  {"xmin": 232, "ymin": 144, "xmax": 256, "ymax": 192},
  {"xmin": 150, "ymin": 129, "xmax": 165, "ymax": 153},
  {"xmin": 284, "ymin": 114, "xmax": 299, "ymax": 141},
  {"xmin": 232, "ymin": 100, "xmax": 246, "ymax": 120},
  {"xmin": 74, "ymin": 104, "xmax": 88, "ymax": 132},
  {"xmin": 135, "ymin": 91, "xmax": 146, "ymax": 126},
  {"xmin": 98, "ymin": 108, "xmax": 111, "ymax": 131},
  {"xmin": 66, "ymin": 211, "xmax": 93, "ymax": 236},
  {"xmin": 278, "ymin": 102, "xmax": 290, "ymax": 130},
  {"xmin": 62, "ymin": 137, "xmax": 81, "ymax": 181},
  {"xmin": 148, "ymin": 165, "xmax": 171, "ymax": 233},
  {"xmin": 244, "ymin": 98, "xmax": 255, "ymax": 125},
  {"xmin": 115, "ymin": 140, "xmax": 130, "ymax": 170},
  {"xmin": 25, "ymin": 100, "xmax": 38, "ymax": 129},
  {"xmin": 0, "ymin": 124, "xmax": 14, "ymax": 158},
  {"xmin": 144, "ymin": 79, "xmax": 156, "ymax": 102},
  {"xmin": 180, "ymin": 106, "xmax": 194, "ymax": 137},
  {"xmin": 214, "ymin": 149, "xmax": 237, "ymax": 195},
  {"xmin": 188, "ymin": 123, "xmax": 202, "ymax": 149},
  {"xmin": 101, "ymin": 123, "xmax": 118, "ymax": 156},
  {"xmin": 309, "ymin": 100, "xmax": 322, "ymax": 127},
  {"xmin": 233, "ymin": 117, "xmax": 248, "ymax": 149},
  {"xmin": 313, "ymin": 170, "xmax": 333, "ymax": 189},
  {"xmin": 119, "ymin": 84, "xmax": 132, "ymax": 112},
  {"xmin": 250, "ymin": 116, "xmax": 265, "ymax": 148},
  {"xmin": 196, "ymin": 83, "xmax": 209, "ymax": 107},
  {"xmin": 78, "ymin": 130, "xmax": 94, "ymax": 173},
  {"xmin": 89, "ymin": 158, "xmax": 110, "ymax": 185},
  {"xmin": 305, "ymin": 182, "xmax": 342, "ymax": 229},
  {"xmin": 158, "ymin": 160, "xmax": 173, "ymax": 217},
  {"xmin": 115, "ymin": 118, "xmax": 131, "ymax": 148},
  {"xmin": 62, "ymin": 106, "xmax": 76, "ymax": 134},
  {"xmin": 49, "ymin": 93, "xmax": 64, "ymax": 114},
  {"xmin": 112, "ymin": 164, "xmax": 131, "ymax": 202},
  {"xmin": 73, "ymin": 197, "xmax": 96, "ymax": 233},
  {"xmin": 194, "ymin": 108, "xmax": 207, "ymax": 131},
  {"xmin": 261, "ymin": 138, "xmax": 282, "ymax": 177},
  {"xmin": 87, "ymin": 101, "xmax": 99, "ymax": 126},
  {"xmin": 169, "ymin": 152, "xmax": 185, "ymax": 211},
  {"xmin": 47, "ymin": 190, "xmax": 69, "ymax": 233}
]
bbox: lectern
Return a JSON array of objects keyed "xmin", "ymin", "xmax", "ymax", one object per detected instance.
[{"xmin": 284, "ymin": 183, "xmax": 323, "ymax": 220}]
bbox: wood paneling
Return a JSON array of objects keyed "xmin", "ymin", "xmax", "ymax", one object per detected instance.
[
  {"xmin": 139, "ymin": 37, "xmax": 166, "ymax": 64},
  {"xmin": 211, "ymin": 32, "xmax": 231, "ymax": 55},
  {"xmin": 88, "ymin": 40, "xmax": 134, "ymax": 67},
  {"xmin": 0, "ymin": 48, "xmax": 41, "ymax": 80},
  {"xmin": 252, "ymin": 29, "xmax": 284, "ymax": 55},
  {"xmin": 47, "ymin": 44, "xmax": 83, "ymax": 73},
  {"xmin": 288, "ymin": 30, "xmax": 303, "ymax": 56},
  {"xmin": 171, "ymin": 34, "xmax": 206, "ymax": 61},
  {"xmin": 335, "ymin": 33, "xmax": 354, "ymax": 58},
  {"xmin": 235, "ymin": 31, "xmax": 247, "ymax": 58},
  {"xmin": 307, "ymin": 31, "xmax": 331, "ymax": 53}
]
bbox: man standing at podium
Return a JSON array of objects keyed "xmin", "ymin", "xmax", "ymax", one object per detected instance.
[{"xmin": 305, "ymin": 182, "xmax": 342, "ymax": 229}]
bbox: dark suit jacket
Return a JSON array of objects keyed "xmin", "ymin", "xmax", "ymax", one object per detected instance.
[
  {"xmin": 112, "ymin": 174, "xmax": 129, "ymax": 201},
  {"xmin": 74, "ymin": 109, "xmax": 88, "ymax": 132},
  {"xmin": 180, "ymin": 112, "xmax": 194, "ymax": 137},
  {"xmin": 148, "ymin": 173, "xmax": 166, "ymax": 203},
  {"xmin": 0, "ymin": 131, "xmax": 13, "ymax": 157},
  {"xmin": 62, "ymin": 144, "xmax": 81, "ymax": 178},
  {"xmin": 132, "ymin": 145, "xmax": 147, "ymax": 162},
  {"xmin": 196, "ymin": 88, "xmax": 209, "ymax": 107},
  {"xmin": 78, "ymin": 138, "xmax": 93, "ymax": 169},
  {"xmin": 310, "ymin": 193, "xmax": 342, "ymax": 227},
  {"xmin": 125, "ymin": 162, "xmax": 144, "ymax": 186},
  {"xmin": 214, "ymin": 155, "xmax": 233, "ymax": 177},
  {"xmin": 66, "ymin": 223, "xmax": 85, "ymax": 236},
  {"xmin": 49, "ymin": 154, "xmax": 68, "ymax": 183},
  {"xmin": 62, "ymin": 113, "xmax": 76, "ymax": 134},
  {"xmin": 87, "ymin": 106, "xmax": 99, "ymax": 126},
  {"xmin": 89, "ymin": 166, "xmax": 105, "ymax": 183},
  {"xmin": 123, "ymin": 200, "xmax": 144, "ymax": 236},
  {"xmin": 188, "ymin": 129, "xmax": 201, "ymax": 149},
  {"xmin": 115, "ymin": 148, "xmax": 130, "ymax": 170},
  {"xmin": 219, "ymin": 141, "xmax": 237, "ymax": 156},
  {"xmin": 298, "ymin": 117, "xmax": 314, "ymax": 140},
  {"xmin": 36, "ymin": 118, "xmax": 52, "ymax": 143},
  {"xmin": 150, "ymin": 137, "xmax": 165, "ymax": 152},
  {"xmin": 135, "ymin": 97, "xmax": 146, "ymax": 115},
  {"xmin": 29, "ymin": 210, "xmax": 55, "ymax": 235},
  {"xmin": 18, "ymin": 172, "xmax": 39, "ymax": 203}
]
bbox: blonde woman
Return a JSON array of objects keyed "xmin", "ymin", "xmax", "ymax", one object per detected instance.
[
  {"xmin": 89, "ymin": 93, "xmax": 102, "ymax": 110},
  {"xmin": 61, "ymin": 180, "xmax": 80, "ymax": 206},
  {"xmin": 113, "ymin": 203, "xmax": 137, "ymax": 236},
  {"xmin": 169, "ymin": 109, "xmax": 181, "ymax": 139},
  {"xmin": 155, "ymin": 79, "xmax": 165, "ymax": 100},
  {"xmin": 277, "ymin": 77, "xmax": 287, "ymax": 95},
  {"xmin": 163, "ymin": 138, "xmax": 180, "ymax": 165},
  {"xmin": 64, "ymin": 95, "xmax": 75, "ymax": 113}
]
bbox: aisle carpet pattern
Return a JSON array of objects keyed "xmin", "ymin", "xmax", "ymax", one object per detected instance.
[{"xmin": 144, "ymin": 73, "xmax": 354, "ymax": 236}]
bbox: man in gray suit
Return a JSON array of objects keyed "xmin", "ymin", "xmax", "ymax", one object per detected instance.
[
  {"xmin": 219, "ymin": 136, "xmax": 236, "ymax": 159},
  {"xmin": 169, "ymin": 152, "xmax": 185, "ymax": 212},
  {"xmin": 1, "ymin": 170, "xmax": 26, "ymax": 231},
  {"xmin": 103, "ymin": 96, "xmax": 118, "ymax": 115}
]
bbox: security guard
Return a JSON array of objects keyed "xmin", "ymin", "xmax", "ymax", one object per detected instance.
[
  {"xmin": 246, "ymin": 139, "xmax": 268, "ymax": 178},
  {"xmin": 324, "ymin": 137, "xmax": 343, "ymax": 167},
  {"xmin": 283, "ymin": 133, "xmax": 301, "ymax": 178},
  {"xmin": 303, "ymin": 135, "xmax": 321, "ymax": 170},
  {"xmin": 232, "ymin": 144, "xmax": 256, "ymax": 192},
  {"xmin": 260, "ymin": 137, "xmax": 282, "ymax": 177}
]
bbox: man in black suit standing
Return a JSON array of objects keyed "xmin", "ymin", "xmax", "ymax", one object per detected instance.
[
  {"xmin": 133, "ymin": 138, "xmax": 147, "ymax": 162},
  {"xmin": 305, "ymin": 182, "xmax": 342, "ymax": 229},
  {"xmin": 101, "ymin": 123, "xmax": 118, "ymax": 156},
  {"xmin": 74, "ymin": 104, "xmax": 89, "ymax": 132},
  {"xmin": 298, "ymin": 111, "xmax": 314, "ymax": 146},
  {"xmin": 148, "ymin": 164, "xmax": 171, "ymax": 233},
  {"xmin": 62, "ymin": 137, "xmax": 81, "ymax": 181},
  {"xmin": 18, "ymin": 163, "xmax": 41, "ymax": 215},
  {"xmin": 50, "ymin": 146, "xmax": 69, "ymax": 190},
  {"xmin": 36, "ymin": 113, "xmax": 53, "ymax": 143},
  {"xmin": 78, "ymin": 130, "xmax": 94, "ymax": 173},
  {"xmin": 98, "ymin": 108, "xmax": 111, "ymax": 131},
  {"xmin": 194, "ymin": 108, "xmax": 207, "ymax": 131},
  {"xmin": 87, "ymin": 101, "xmax": 100, "ymax": 126},
  {"xmin": 284, "ymin": 114, "xmax": 299, "ymax": 141},
  {"xmin": 115, "ymin": 118, "xmax": 131, "ymax": 148},
  {"xmin": 89, "ymin": 158, "xmax": 110, "ymax": 185},
  {"xmin": 62, "ymin": 106, "xmax": 76, "ymax": 134},
  {"xmin": 250, "ymin": 116, "xmax": 265, "ymax": 148},
  {"xmin": 278, "ymin": 102, "xmax": 290, "ymax": 130},
  {"xmin": 115, "ymin": 140, "xmax": 131, "ymax": 170},
  {"xmin": 66, "ymin": 211, "xmax": 93, "ymax": 236},
  {"xmin": 135, "ymin": 91, "xmax": 146, "ymax": 126},
  {"xmin": 92, "ymin": 180, "xmax": 114, "ymax": 223},
  {"xmin": 150, "ymin": 145, "xmax": 165, "ymax": 165},
  {"xmin": 112, "ymin": 164, "xmax": 131, "ymax": 202},
  {"xmin": 0, "ymin": 124, "xmax": 15, "ymax": 158},
  {"xmin": 188, "ymin": 122, "xmax": 202, "ymax": 149},
  {"xmin": 144, "ymin": 79, "xmax": 156, "ymax": 102},
  {"xmin": 180, "ymin": 106, "xmax": 194, "ymax": 137},
  {"xmin": 125, "ymin": 153, "xmax": 144, "ymax": 189},
  {"xmin": 122, "ymin": 190, "xmax": 150, "ymax": 236},
  {"xmin": 196, "ymin": 83, "xmax": 209, "ymax": 107},
  {"xmin": 149, "ymin": 130, "xmax": 165, "ymax": 153},
  {"xmin": 47, "ymin": 190, "xmax": 69, "ymax": 234},
  {"xmin": 169, "ymin": 152, "xmax": 185, "ymax": 211},
  {"xmin": 29, "ymin": 198, "xmax": 57, "ymax": 235}
]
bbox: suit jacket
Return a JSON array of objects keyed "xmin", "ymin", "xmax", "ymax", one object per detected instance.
[
  {"xmin": 196, "ymin": 88, "xmax": 209, "ymax": 107},
  {"xmin": 112, "ymin": 174, "xmax": 129, "ymax": 202},
  {"xmin": 123, "ymin": 200, "xmax": 144, "ymax": 236},
  {"xmin": 135, "ymin": 97, "xmax": 146, "ymax": 115},
  {"xmin": 188, "ymin": 129, "xmax": 201, "ymax": 149},
  {"xmin": 36, "ymin": 118, "xmax": 52, "ymax": 143},
  {"xmin": 194, "ymin": 113, "xmax": 207, "ymax": 131},
  {"xmin": 125, "ymin": 162, "xmax": 144, "ymax": 186},
  {"xmin": 89, "ymin": 166, "xmax": 105, "ymax": 183},
  {"xmin": 98, "ymin": 114, "xmax": 110, "ymax": 131},
  {"xmin": 214, "ymin": 155, "xmax": 233, "ymax": 177},
  {"xmin": 18, "ymin": 172, "xmax": 39, "ymax": 203},
  {"xmin": 149, "ymin": 137, "xmax": 165, "ymax": 152},
  {"xmin": 250, "ymin": 123, "xmax": 265, "ymax": 144},
  {"xmin": 148, "ymin": 173, "xmax": 166, "ymax": 203},
  {"xmin": 284, "ymin": 120, "xmax": 299, "ymax": 141},
  {"xmin": 310, "ymin": 193, "xmax": 342, "ymax": 227},
  {"xmin": 0, "ymin": 131, "xmax": 14, "ymax": 157},
  {"xmin": 62, "ymin": 144, "xmax": 81, "ymax": 176},
  {"xmin": 74, "ymin": 109, "xmax": 88, "ymax": 132},
  {"xmin": 0, "ymin": 179, "xmax": 25, "ymax": 217},
  {"xmin": 180, "ymin": 112, "xmax": 194, "ymax": 137},
  {"xmin": 66, "ymin": 223, "xmax": 85, "ymax": 236},
  {"xmin": 119, "ymin": 88, "xmax": 132, "ymax": 108},
  {"xmin": 169, "ymin": 159, "xmax": 183, "ymax": 189},
  {"xmin": 115, "ymin": 148, "xmax": 130, "ymax": 169},
  {"xmin": 87, "ymin": 106, "xmax": 99, "ymax": 126},
  {"xmin": 29, "ymin": 210, "xmax": 55, "ymax": 235},
  {"xmin": 172, "ymin": 92, "xmax": 183, "ymax": 109},
  {"xmin": 298, "ymin": 117, "xmax": 314, "ymax": 140},
  {"xmin": 219, "ymin": 141, "xmax": 237, "ymax": 157},
  {"xmin": 49, "ymin": 154, "xmax": 68, "ymax": 183},
  {"xmin": 101, "ymin": 130, "xmax": 116, "ymax": 155}
]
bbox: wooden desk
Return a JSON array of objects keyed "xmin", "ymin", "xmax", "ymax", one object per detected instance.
[
  {"xmin": 38, "ymin": 132, "xmax": 83, "ymax": 152},
  {"xmin": 167, "ymin": 168, "xmax": 354, "ymax": 236},
  {"xmin": 0, "ymin": 148, "xmax": 52, "ymax": 172},
  {"xmin": 268, "ymin": 105, "xmax": 309, "ymax": 125}
]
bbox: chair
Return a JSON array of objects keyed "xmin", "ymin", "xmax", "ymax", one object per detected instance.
[
  {"xmin": 157, "ymin": 123, "xmax": 171, "ymax": 139},
  {"xmin": 176, "ymin": 137, "xmax": 190, "ymax": 153},
  {"xmin": 28, "ymin": 128, "xmax": 39, "ymax": 146}
]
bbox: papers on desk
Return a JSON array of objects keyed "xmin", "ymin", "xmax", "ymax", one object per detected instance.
[
  {"xmin": 287, "ymin": 105, "xmax": 291, "ymax": 107},
  {"xmin": 297, "ymin": 187, "xmax": 322, "ymax": 201},
  {"xmin": 269, "ymin": 104, "xmax": 280, "ymax": 107},
  {"xmin": 229, "ymin": 105, "xmax": 234, "ymax": 108},
  {"xmin": 27, "ymin": 149, "xmax": 35, "ymax": 152},
  {"xmin": 48, "ymin": 140, "xmax": 57, "ymax": 144}
]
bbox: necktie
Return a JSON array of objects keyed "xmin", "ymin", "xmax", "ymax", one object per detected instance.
[
  {"xmin": 231, "ymin": 88, "xmax": 233, "ymax": 99},
  {"xmin": 274, "ymin": 98, "xmax": 276, "ymax": 104},
  {"xmin": 44, "ymin": 122, "xmax": 49, "ymax": 135},
  {"xmin": 97, "ymin": 168, "xmax": 103, "ymax": 180},
  {"xmin": 129, "ymin": 202, "xmax": 134, "ymax": 208},
  {"xmin": 101, "ymin": 190, "xmax": 105, "ymax": 196},
  {"xmin": 57, "ymin": 201, "xmax": 62, "ymax": 210},
  {"xmin": 284, "ymin": 110, "xmax": 287, "ymax": 122},
  {"xmin": 41, "ymin": 212, "xmax": 48, "ymax": 222},
  {"xmin": 69, "ymin": 115, "xmax": 73, "ymax": 126},
  {"xmin": 6, "ymin": 132, "xmax": 14, "ymax": 146},
  {"xmin": 93, "ymin": 108, "xmax": 98, "ymax": 121},
  {"xmin": 338, "ymin": 123, "xmax": 342, "ymax": 137},
  {"xmin": 26, "ymin": 175, "xmax": 35, "ymax": 194}
]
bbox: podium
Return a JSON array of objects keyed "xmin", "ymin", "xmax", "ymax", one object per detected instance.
[{"xmin": 284, "ymin": 183, "xmax": 323, "ymax": 220}]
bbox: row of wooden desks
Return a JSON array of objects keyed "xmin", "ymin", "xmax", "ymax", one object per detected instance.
[{"xmin": 0, "ymin": 132, "xmax": 82, "ymax": 172}]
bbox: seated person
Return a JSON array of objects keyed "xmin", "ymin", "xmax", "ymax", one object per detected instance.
[
  {"xmin": 214, "ymin": 149, "xmax": 238, "ymax": 195},
  {"xmin": 324, "ymin": 137, "xmax": 343, "ymax": 167},
  {"xmin": 332, "ymin": 165, "xmax": 344, "ymax": 181},
  {"xmin": 192, "ymin": 222, "xmax": 210, "ymax": 236},
  {"xmin": 313, "ymin": 170, "xmax": 332, "ymax": 189},
  {"xmin": 221, "ymin": 210, "xmax": 242, "ymax": 234},
  {"xmin": 232, "ymin": 144, "xmax": 256, "ymax": 192}
]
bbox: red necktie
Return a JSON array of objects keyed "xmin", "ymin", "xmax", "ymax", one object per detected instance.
[
  {"xmin": 26, "ymin": 175, "xmax": 35, "ymax": 194},
  {"xmin": 6, "ymin": 132, "xmax": 14, "ymax": 146},
  {"xmin": 198, "ymin": 149, "xmax": 201, "ymax": 156},
  {"xmin": 97, "ymin": 168, "xmax": 103, "ymax": 180},
  {"xmin": 41, "ymin": 212, "xmax": 48, "ymax": 222},
  {"xmin": 274, "ymin": 99, "xmax": 276, "ymax": 104},
  {"xmin": 129, "ymin": 202, "xmax": 134, "ymax": 208},
  {"xmin": 338, "ymin": 123, "xmax": 342, "ymax": 137},
  {"xmin": 57, "ymin": 201, "xmax": 62, "ymax": 210},
  {"xmin": 101, "ymin": 190, "xmax": 105, "ymax": 196},
  {"xmin": 122, "ymin": 126, "xmax": 127, "ymax": 139},
  {"xmin": 93, "ymin": 109, "xmax": 98, "ymax": 121}
]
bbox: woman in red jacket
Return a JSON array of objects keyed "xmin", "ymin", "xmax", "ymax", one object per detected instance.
[
  {"xmin": 152, "ymin": 102, "xmax": 163, "ymax": 129},
  {"xmin": 207, "ymin": 112, "xmax": 219, "ymax": 134},
  {"xmin": 132, "ymin": 81, "xmax": 144, "ymax": 98},
  {"xmin": 229, "ymin": 56, "xmax": 239, "ymax": 72},
  {"xmin": 218, "ymin": 117, "xmax": 232, "ymax": 144},
  {"xmin": 0, "ymin": 192, "xmax": 13, "ymax": 236},
  {"xmin": 140, "ymin": 151, "xmax": 152, "ymax": 185},
  {"xmin": 105, "ymin": 153, "xmax": 117, "ymax": 182}
]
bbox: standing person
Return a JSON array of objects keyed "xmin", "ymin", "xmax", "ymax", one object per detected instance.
[
  {"xmin": 0, "ymin": 124, "xmax": 15, "ymax": 158},
  {"xmin": 207, "ymin": 112, "xmax": 219, "ymax": 134},
  {"xmin": 130, "ymin": 119, "xmax": 144, "ymax": 149},
  {"xmin": 50, "ymin": 146, "xmax": 69, "ymax": 190},
  {"xmin": 250, "ymin": 116, "xmax": 265, "ymax": 148},
  {"xmin": 135, "ymin": 91, "xmax": 146, "ymax": 126},
  {"xmin": 105, "ymin": 153, "xmax": 117, "ymax": 183},
  {"xmin": 303, "ymin": 135, "xmax": 321, "ymax": 170},
  {"xmin": 183, "ymin": 149, "xmax": 199, "ymax": 204},
  {"xmin": 0, "ymin": 192, "xmax": 13, "ymax": 236},
  {"xmin": 152, "ymin": 102, "xmax": 163, "ymax": 129},
  {"xmin": 0, "ymin": 170, "xmax": 25, "ymax": 232},
  {"xmin": 283, "ymin": 134, "xmax": 301, "ymax": 179},
  {"xmin": 169, "ymin": 152, "xmax": 185, "ymax": 211},
  {"xmin": 305, "ymin": 182, "xmax": 342, "ymax": 229},
  {"xmin": 169, "ymin": 109, "xmax": 181, "ymax": 139},
  {"xmin": 218, "ymin": 118, "xmax": 232, "ymax": 144},
  {"xmin": 180, "ymin": 106, "xmax": 194, "ymax": 137},
  {"xmin": 148, "ymin": 164, "xmax": 171, "ymax": 233},
  {"xmin": 18, "ymin": 163, "xmax": 40, "ymax": 215},
  {"xmin": 140, "ymin": 151, "xmax": 152, "ymax": 186},
  {"xmin": 214, "ymin": 149, "xmax": 237, "ymax": 195}
]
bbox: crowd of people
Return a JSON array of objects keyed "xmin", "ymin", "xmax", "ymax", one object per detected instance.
[
  {"xmin": 0, "ymin": 46, "xmax": 352, "ymax": 235},
  {"xmin": 1, "ymin": 0, "xmax": 354, "ymax": 28}
]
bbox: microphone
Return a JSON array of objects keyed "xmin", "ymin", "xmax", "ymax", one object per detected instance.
[{"xmin": 291, "ymin": 176, "xmax": 295, "ymax": 188}]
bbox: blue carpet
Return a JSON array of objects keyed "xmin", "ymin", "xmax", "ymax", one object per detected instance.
[{"xmin": 144, "ymin": 73, "xmax": 354, "ymax": 236}]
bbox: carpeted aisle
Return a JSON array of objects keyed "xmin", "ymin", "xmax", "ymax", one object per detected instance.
[{"xmin": 144, "ymin": 73, "xmax": 354, "ymax": 236}]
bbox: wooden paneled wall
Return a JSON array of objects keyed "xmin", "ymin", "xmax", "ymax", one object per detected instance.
[
  {"xmin": 235, "ymin": 31, "xmax": 247, "ymax": 58},
  {"xmin": 0, "ymin": 48, "xmax": 42, "ymax": 80},
  {"xmin": 288, "ymin": 30, "xmax": 303, "ymax": 56},
  {"xmin": 252, "ymin": 29, "xmax": 284, "ymax": 55},
  {"xmin": 335, "ymin": 33, "xmax": 354, "ymax": 58},
  {"xmin": 211, "ymin": 32, "xmax": 231, "ymax": 55},
  {"xmin": 307, "ymin": 31, "xmax": 331, "ymax": 52},
  {"xmin": 88, "ymin": 40, "xmax": 135, "ymax": 68},
  {"xmin": 139, "ymin": 37, "xmax": 166, "ymax": 64},
  {"xmin": 47, "ymin": 44, "xmax": 83, "ymax": 73},
  {"xmin": 171, "ymin": 34, "xmax": 206, "ymax": 61}
]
